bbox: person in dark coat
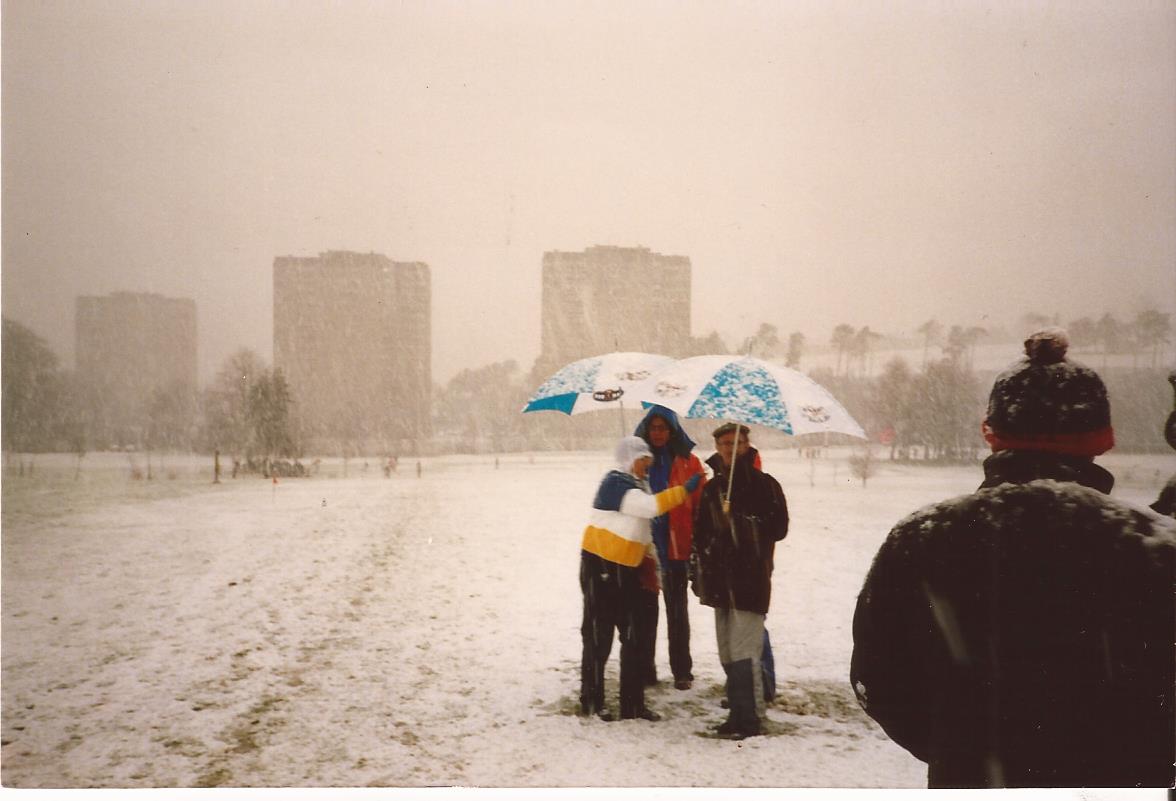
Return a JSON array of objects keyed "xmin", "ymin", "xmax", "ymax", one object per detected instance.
[
  {"xmin": 691, "ymin": 423, "xmax": 789, "ymax": 739},
  {"xmin": 851, "ymin": 328, "xmax": 1176, "ymax": 788},
  {"xmin": 1149, "ymin": 369, "xmax": 1176, "ymax": 518},
  {"xmin": 633, "ymin": 406, "xmax": 707, "ymax": 690}
]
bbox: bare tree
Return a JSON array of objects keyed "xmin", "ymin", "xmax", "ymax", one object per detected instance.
[
  {"xmin": 1096, "ymin": 313, "xmax": 1125, "ymax": 369},
  {"xmin": 848, "ymin": 445, "xmax": 877, "ymax": 488},
  {"xmin": 689, "ymin": 330, "xmax": 729, "ymax": 356},
  {"xmin": 742, "ymin": 322, "xmax": 780, "ymax": 358},
  {"xmin": 910, "ymin": 357, "xmax": 983, "ymax": 461},
  {"xmin": 1020, "ymin": 311, "xmax": 1055, "ymax": 331},
  {"xmin": 248, "ymin": 368, "xmax": 296, "ymax": 471},
  {"xmin": 1133, "ymin": 309, "xmax": 1171, "ymax": 368},
  {"xmin": 2, "ymin": 318, "xmax": 63, "ymax": 467},
  {"xmin": 202, "ymin": 349, "xmax": 266, "ymax": 458},
  {"xmin": 831, "ymin": 324, "xmax": 856, "ymax": 377},
  {"xmin": 961, "ymin": 326, "xmax": 988, "ymax": 370},
  {"xmin": 1067, "ymin": 316, "xmax": 1099, "ymax": 350},
  {"xmin": 435, "ymin": 360, "xmax": 527, "ymax": 453},
  {"xmin": 851, "ymin": 326, "xmax": 883, "ymax": 376},
  {"xmin": 873, "ymin": 357, "xmax": 915, "ymax": 460},
  {"xmin": 916, "ymin": 319, "xmax": 942, "ymax": 369},
  {"xmin": 943, "ymin": 325, "xmax": 968, "ymax": 365},
  {"xmin": 785, "ymin": 331, "xmax": 805, "ymax": 369}
]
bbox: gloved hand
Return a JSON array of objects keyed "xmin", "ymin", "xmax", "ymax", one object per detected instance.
[{"xmin": 684, "ymin": 473, "xmax": 703, "ymax": 494}]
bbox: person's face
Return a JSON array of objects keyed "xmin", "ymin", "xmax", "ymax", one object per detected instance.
[
  {"xmin": 714, "ymin": 429, "xmax": 749, "ymax": 466},
  {"xmin": 646, "ymin": 416, "xmax": 671, "ymax": 448},
  {"xmin": 631, "ymin": 455, "xmax": 653, "ymax": 479}
]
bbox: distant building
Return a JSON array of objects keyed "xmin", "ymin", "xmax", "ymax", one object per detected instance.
[
  {"xmin": 537, "ymin": 245, "xmax": 692, "ymax": 375},
  {"xmin": 75, "ymin": 291, "xmax": 198, "ymax": 448},
  {"xmin": 273, "ymin": 250, "xmax": 431, "ymax": 455}
]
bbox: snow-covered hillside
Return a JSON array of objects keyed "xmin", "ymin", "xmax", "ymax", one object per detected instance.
[{"xmin": 2, "ymin": 450, "xmax": 1171, "ymax": 793}]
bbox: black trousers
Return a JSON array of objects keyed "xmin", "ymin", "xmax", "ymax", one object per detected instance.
[
  {"xmin": 579, "ymin": 550, "xmax": 645, "ymax": 717},
  {"xmin": 638, "ymin": 559, "xmax": 693, "ymax": 682}
]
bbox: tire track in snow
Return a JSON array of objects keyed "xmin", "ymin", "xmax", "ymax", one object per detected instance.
[{"xmin": 183, "ymin": 478, "xmax": 429, "ymax": 787}]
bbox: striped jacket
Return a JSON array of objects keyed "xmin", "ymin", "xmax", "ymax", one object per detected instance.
[{"xmin": 581, "ymin": 470, "xmax": 692, "ymax": 568}]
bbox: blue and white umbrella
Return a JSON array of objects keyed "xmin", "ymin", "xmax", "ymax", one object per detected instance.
[
  {"xmin": 522, "ymin": 351, "xmax": 674, "ymax": 416},
  {"xmin": 631, "ymin": 354, "xmax": 866, "ymax": 439}
]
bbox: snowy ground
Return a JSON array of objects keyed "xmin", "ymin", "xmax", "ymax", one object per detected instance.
[{"xmin": 2, "ymin": 449, "xmax": 1172, "ymax": 793}]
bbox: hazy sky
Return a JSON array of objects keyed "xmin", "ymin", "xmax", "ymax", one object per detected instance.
[{"xmin": 4, "ymin": 0, "xmax": 1174, "ymax": 384}]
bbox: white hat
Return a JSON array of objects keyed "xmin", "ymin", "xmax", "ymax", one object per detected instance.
[{"xmin": 614, "ymin": 435, "xmax": 653, "ymax": 473}]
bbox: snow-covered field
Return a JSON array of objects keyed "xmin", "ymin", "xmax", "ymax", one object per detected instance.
[{"xmin": 2, "ymin": 449, "xmax": 1172, "ymax": 792}]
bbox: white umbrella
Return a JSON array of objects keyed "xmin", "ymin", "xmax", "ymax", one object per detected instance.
[
  {"xmin": 522, "ymin": 351, "xmax": 674, "ymax": 433},
  {"xmin": 631, "ymin": 354, "xmax": 866, "ymax": 438},
  {"xmin": 631, "ymin": 354, "xmax": 866, "ymax": 510}
]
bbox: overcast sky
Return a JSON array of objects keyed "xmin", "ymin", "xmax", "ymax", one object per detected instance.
[{"xmin": 3, "ymin": 0, "xmax": 1174, "ymax": 384}]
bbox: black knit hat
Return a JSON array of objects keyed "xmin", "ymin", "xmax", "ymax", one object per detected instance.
[
  {"xmin": 983, "ymin": 328, "xmax": 1114, "ymax": 456},
  {"xmin": 712, "ymin": 422, "xmax": 751, "ymax": 440}
]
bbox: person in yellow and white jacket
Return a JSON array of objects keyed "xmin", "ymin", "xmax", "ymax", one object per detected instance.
[{"xmin": 579, "ymin": 435, "xmax": 702, "ymax": 721}]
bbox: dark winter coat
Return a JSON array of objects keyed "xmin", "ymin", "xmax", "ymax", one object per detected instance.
[
  {"xmin": 689, "ymin": 452, "xmax": 788, "ymax": 615},
  {"xmin": 851, "ymin": 449, "xmax": 1176, "ymax": 788}
]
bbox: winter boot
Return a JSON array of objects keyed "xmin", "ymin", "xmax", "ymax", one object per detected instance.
[{"xmin": 721, "ymin": 659, "xmax": 762, "ymax": 739}]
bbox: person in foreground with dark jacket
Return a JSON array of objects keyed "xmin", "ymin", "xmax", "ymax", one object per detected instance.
[
  {"xmin": 691, "ymin": 423, "xmax": 789, "ymax": 739},
  {"xmin": 851, "ymin": 328, "xmax": 1176, "ymax": 788}
]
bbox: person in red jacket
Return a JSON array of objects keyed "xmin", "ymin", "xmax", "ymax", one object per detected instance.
[{"xmin": 633, "ymin": 405, "xmax": 707, "ymax": 690}]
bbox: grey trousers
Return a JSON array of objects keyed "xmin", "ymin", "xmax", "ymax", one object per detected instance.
[{"xmin": 714, "ymin": 607, "xmax": 766, "ymax": 718}]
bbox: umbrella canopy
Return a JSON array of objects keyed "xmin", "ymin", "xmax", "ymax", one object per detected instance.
[
  {"xmin": 522, "ymin": 351, "xmax": 674, "ymax": 416},
  {"xmin": 631, "ymin": 354, "xmax": 866, "ymax": 438}
]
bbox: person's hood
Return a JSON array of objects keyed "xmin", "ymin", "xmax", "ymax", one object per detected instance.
[
  {"xmin": 614, "ymin": 435, "xmax": 653, "ymax": 474},
  {"xmin": 633, "ymin": 405, "xmax": 696, "ymax": 459}
]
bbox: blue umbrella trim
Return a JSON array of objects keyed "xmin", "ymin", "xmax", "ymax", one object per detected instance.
[{"xmin": 522, "ymin": 393, "xmax": 578, "ymax": 414}]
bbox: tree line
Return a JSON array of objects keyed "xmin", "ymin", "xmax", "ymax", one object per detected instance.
[
  {"xmin": 3, "ymin": 309, "xmax": 1171, "ymax": 462},
  {"xmin": 2, "ymin": 319, "xmax": 297, "ymax": 468}
]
